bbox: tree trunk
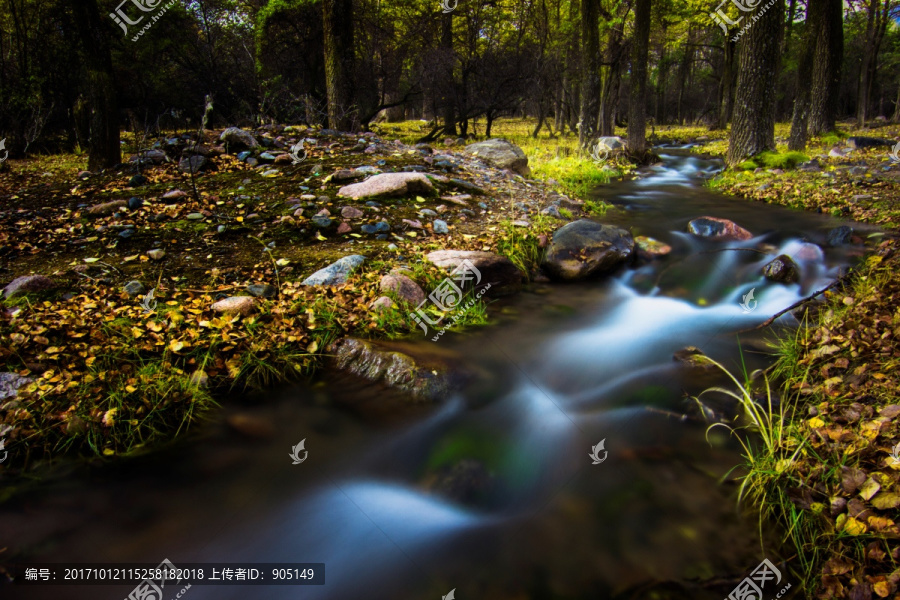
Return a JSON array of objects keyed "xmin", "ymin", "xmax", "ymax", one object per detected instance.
[
  {"xmin": 809, "ymin": 0, "xmax": 842, "ymax": 135},
  {"xmin": 857, "ymin": 0, "xmax": 878, "ymax": 126},
  {"xmin": 71, "ymin": 0, "xmax": 120, "ymax": 170},
  {"xmin": 628, "ymin": 0, "xmax": 651, "ymax": 152},
  {"xmin": 439, "ymin": 12, "xmax": 457, "ymax": 136},
  {"xmin": 788, "ymin": 0, "xmax": 824, "ymax": 150},
  {"xmin": 726, "ymin": 0, "xmax": 785, "ymax": 165},
  {"xmin": 676, "ymin": 28, "xmax": 694, "ymax": 125},
  {"xmin": 717, "ymin": 34, "xmax": 737, "ymax": 130},
  {"xmin": 578, "ymin": 0, "xmax": 601, "ymax": 147},
  {"xmin": 322, "ymin": 0, "xmax": 357, "ymax": 131}
]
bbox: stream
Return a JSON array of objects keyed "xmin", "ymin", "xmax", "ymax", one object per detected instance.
[{"xmin": 1, "ymin": 150, "xmax": 871, "ymax": 599}]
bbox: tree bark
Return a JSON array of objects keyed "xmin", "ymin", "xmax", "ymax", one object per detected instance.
[
  {"xmin": 578, "ymin": 0, "xmax": 601, "ymax": 148},
  {"xmin": 726, "ymin": 0, "xmax": 785, "ymax": 165},
  {"xmin": 716, "ymin": 34, "xmax": 737, "ymax": 130},
  {"xmin": 322, "ymin": 0, "xmax": 357, "ymax": 131},
  {"xmin": 788, "ymin": 0, "xmax": 824, "ymax": 150},
  {"xmin": 628, "ymin": 0, "xmax": 651, "ymax": 152},
  {"xmin": 808, "ymin": 0, "xmax": 842, "ymax": 134},
  {"xmin": 71, "ymin": 0, "xmax": 120, "ymax": 170}
]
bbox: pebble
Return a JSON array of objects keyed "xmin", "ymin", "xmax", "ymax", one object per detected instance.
[
  {"xmin": 433, "ymin": 219, "xmax": 449, "ymax": 234},
  {"xmin": 147, "ymin": 249, "xmax": 166, "ymax": 260}
]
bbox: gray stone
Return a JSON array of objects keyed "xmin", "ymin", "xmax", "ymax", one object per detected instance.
[
  {"xmin": 312, "ymin": 215, "xmax": 332, "ymax": 228},
  {"xmin": 371, "ymin": 296, "xmax": 394, "ymax": 312},
  {"xmin": 127, "ymin": 197, "xmax": 144, "ymax": 210},
  {"xmin": 541, "ymin": 220, "xmax": 634, "ymax": 281},
  {"xmin": 463, "ymin": 139, "xmax": 530, "ymax": 176},
  {"xmin": 687, "ymin": 217, "xmax": 753, "ymax": 241},
  {"xmin": 178, "ymin": 155, "xmax": 207, "ymax": 173},
  {"xmin": 302, "ymin": 255, "xmax": 366, "ymax": 286},
  {"xmin": 220, "ymin": 127, "xmax": 259, "ymax": 150},
  {"xmin": 161, "ymin": 189, "xmax": 188, "ymax": 203},
  {"xmin": 338, "ymin": 172, "xmax": 435, "ymax": 199},
  {"xmin": 341, "ymin": 206, "xmax": 364, "ymax": 219},
  {"xmin": 826, "ymin": 225, "xmax": 853, "ymax": 246},
  {"xmin": 0, "ymin": 372, "xmax": 34, "ymax": 400},
  {"xmin": 425, "ymin": 250, "xmax": 523, "ymax": 294},
  {"xmin": 433, "ymin": 219, "xmax": 449, "ymax": 234}
]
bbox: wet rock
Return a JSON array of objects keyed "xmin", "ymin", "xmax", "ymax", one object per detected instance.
[
  {"xmin": 463, "ymin": 139, "xmax": 530, "ymax": 176},
  {"xmin": 337, "ymin": 172, "xmax": 434, "ymax": 199},
  {"xmin": 127, "ymin": 197, "xmax": 144, "ymax": 210},
  {"xmin": 246, "ymin": 283, "xmax": 277, "ymax": 298},
  {"xmin": 274, "ymin": 154, "xmax": 294, "ymax": 165},
  {"xmin": 425, "ymin": 250, "xmax": 523, "ymax": 294},
  {"xmin": 448, "ymin": 178, "xmax": 485, "ymax": 194},
  {"xmin": 147, "ymin": 249, "xmax": 166, "ymax": 260},
  {"xmin": 301, "ymin": 255, "xmax": 366, "ymax": 286},
  {"xmin": 329, "ymin": 338, "xmax": 468, "ymax": 402},
  {"xmin": 634, "ymin": 236, "xmax": 672, "ymax": 259},
  {"xmin": 828, "ymin": 148, "xmax": 846, "ymax": 158},
  {"xmin": 595, "ymin": 136, "xmax": 625, "ymax": 150},
  {"xmin": 827, "ymin": 225, "xmax": 853, "ymax": 246},
  {"xmin": 846, "ymin": 136, "xmax": 896, "ymax": 150},
  {"xmin": 433, "ymin": 219, "xmax": 449, "ymax": 234},
  {"xmin": 0, "ymin": 372, "xmax": 34, "ymax": 400},
  {"xmin": 687, "ymin": 216, "xmax": 753, "ymax": 241},
  {"xmin": 380, "ymin": 274, "xmax": 426, "ymax": 305},
  {"xmin": 315, "ymin": 208, "xmax": 331, "ymax": 217},
  {"xmin": 219, "ymin": 127, "xmax": 259, "ymax": 150},
  {"xmin": 336, "ymin": 222, "xmax": 352, "ymax": 234},
  {"xmin": 785, "ymin": 241, "xmax": 824, "ymax": 262},
  {"xmin": 258, "ymin": 152, "xmax": 277, "ymax": 163},
  {"xmin": 2, "ymin": 275, "xmax": 56, "ymax": 299},
  {"xmin": 371, "ymin": 296, "xmax": 394, "ymax": 312},
  {"xmin": 763, "ymin": 254, "xmax": 800, "ymax": 284},
  {"xmin": 341, "ymin": 206, "xmax": 364, "ymax": 219},
  {"xmin": 123, "ymin": 280, "xmax": 146, "ymax": 297},
  {"xmin": 541, "ymin": 220, "xmax": 634, "ymax": 281},
  {"xmin": 210, "ymin": 296, "xmax": 256, "ymax": 316},
  {"xmin": 88, "ymin": 200, "xmax": 127, "ymax": 216}
]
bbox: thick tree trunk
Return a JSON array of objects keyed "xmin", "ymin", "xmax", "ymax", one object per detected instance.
[
  {"xmin": 809, "ymin": 0, "xmax": 842, "ymax": 134},
  {"xmin": 726, "ymin": 0, "xmax": 785, "ymax": 165},
  {"xmin": 676, "ymin": 28, "xmax": 694, "ymax": 125},
  {"xmin": 578, "ymin": 0, "xmax": 601, "ymax": 147},
  {"xmin": 439, "ymin": 12, "xmax": 457, "ymax": 136},
  {"xmin": 857, "ymin": 0, "xmax": 878, "ymax": 126},
  {"xmin": 788, "ymin": 0, "xmax": 824, "ymax": 150},
  {"xmin": 323, "ymin": 0, "xmax": 357, "ymax": 131},
  {"xmin": 627, "ymin": 0, "xmax": 651, "ymax": 152},
  {"xmin": 71, "ymin": 0, "xmax": 120, "ymax": 170}
]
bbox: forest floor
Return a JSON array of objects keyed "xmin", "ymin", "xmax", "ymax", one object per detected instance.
[
  {"xmin": 2, "ymin": 118, "xmax": 899, "ymax": 598},
  {"xmin": 0, "ymin": 118, "xmax": 619, "ymax": 469},
  {"xmin": 684, "ymin": 121, "xmax": 900, "ymax": 600}
]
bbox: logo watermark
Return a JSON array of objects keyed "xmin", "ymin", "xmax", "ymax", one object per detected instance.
[
  {"xmin": 589, "ymin": 439, "xmax": 608, "ymax": 464},
  {"xmin": 442, "ymin": 589, "xmax": 456, "ymax": 600},
  {"xmin": 290, "ymin": 141, "xmax": 307, "ymax": 165},
  {"xmin": 740, "ymin": 288, "xmax": 757, "ymax": 313},
  {"xmin": 726, "ymin": 558, "xmax": 790, "ymax": 600},
  {"xmin": 0, "ymin": 138, "xmax": 8, "ymax": 163},
  {"xmin": 109, "ymin": 0, "xmax": 179, "ymax": 42},
  {"xmin": 440, "ymin": 0, "xmax": 457, "ymax": 13},
  {"xmin": 140, "ymin": 287, "xmax": 158, "ymax": 315},
  {"xmin": 889, "ymin": 441, "xmax": 900, "ymax": 466},
  {"xmin": 712, "ymin": 0, "xmax": 778, "ymax": 42},
  {"xmin": 410, "ymin": 259, "xmax": 491, "ymax": 341},
  {"xmin": 124, "ymin": 558, "xmax": 189, "ymax": 600},
  {"xmin": 889, "ymin": 142, "xmax": 900, "ymax": 164},
  {"xmin": 589, "ymin": 139, "xmax": 612, "ymax": 164},
  {"xmin": 290, "ymin": 439, "xmax": 308, "ymax": 464}
]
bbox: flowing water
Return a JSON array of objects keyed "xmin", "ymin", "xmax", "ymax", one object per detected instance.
[{"xmin": 1, "ymin": 150, "xmax": 872, "ymax": 599}]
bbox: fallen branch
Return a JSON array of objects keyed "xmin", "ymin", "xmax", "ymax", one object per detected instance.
[{"xmin": 736, "ymin": 270, "xmax": 854, "ymax": 333}]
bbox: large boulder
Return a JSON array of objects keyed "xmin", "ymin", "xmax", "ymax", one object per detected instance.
[
  {"xmin": 337, "ymin": 173, "xmax": 435, "ymax": 199},
  {"xmin": 687, "ymin": 216, "xmax": 753, "ymax": 241},
  {"xmin": 219, "ymin": 127, "xmax": 259, "ymax": 150},
  {"xmin": 329, "ymin": 338, "xmax": 470, "ymax": 402},
  {"xmin": 301, "ymin": 255, "xmax": 366, "ymax": 286},
  {"xmin": 425, "ymin": 250, "xmax": 523, "ymax": 295},
  {"xmin": 2, "ymin": 275, "xmax": 56, "ymax": 299},
  {"xmin": 541, "ymin": 220, "xmax": 634, "ymax": 281},
  {"xmin": 463, "ymin": 139, "xmax": 530, "ymax": 176}
]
